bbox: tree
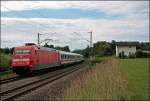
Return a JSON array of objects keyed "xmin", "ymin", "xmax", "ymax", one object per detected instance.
[
  {"xmin": 49, "ymin": 45, "xmax": 54, "ymax": 48},
  {"xmin": 54, "ymin": 46, "xmax": 70, "ymax": 52},
  {"xmin": 82, "ymin": 45, "xmax": 90, "ymax": 58},
  {"xmin": 4, "ymin": 47, "xmax": 10, "ymax": 54},
  {"xmin": 63, "ymin": 46, "xmax": 70, "ymax": 52},
  {"xmin": 92, "ymin": 41, "xmax": 114, "ymax": 56},
  {"xmin": 44, "ymin": 43, "xmax": 49, "ymax": 47},
  {"xmin": 44, "ymin": 43, "xmax": 54, "ymax": 48},
  {"xmin": 111, "ymin": 40, "xmax": 116, "ymax": 54},
  {"xmin": 10, "ymin": 47, "xmax": 15, "ymax": 54}
]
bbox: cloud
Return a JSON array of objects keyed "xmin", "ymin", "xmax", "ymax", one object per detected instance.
[
  {"xmin": 1, "ymin": 1, "xmax": 149, "ymax": 15},
  {"xmin": 1, "ymin": 1, "xmax": 149, "ymax": 50},
  {"xmin": 1, "ymin": 16, "xmax": 149, "ymax": 50}
]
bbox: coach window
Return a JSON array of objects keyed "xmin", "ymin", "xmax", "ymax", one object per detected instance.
[
  {"xmin": 63, "ymin": 54, "xmax": 64, "ymax": 59},
  {"xmin": 64, "ymin": 55, "xmax": 66, "ymax": 59},
  {"xmin": 61, "ymin": 54, "xmax": 63, "ymax": 59},
  {"xmin": 65, "ymin": 55, "xmax": 67, "ymax": 59}
]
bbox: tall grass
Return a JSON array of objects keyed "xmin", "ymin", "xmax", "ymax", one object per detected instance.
[{"xmin": 62, "ymin": 59, "xmax": 129, "ymax": 100}]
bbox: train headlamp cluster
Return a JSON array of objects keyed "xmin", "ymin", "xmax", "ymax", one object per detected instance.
[{"xmin": 13, "ymin": 58, "xmax": 30, "ymax": 62}]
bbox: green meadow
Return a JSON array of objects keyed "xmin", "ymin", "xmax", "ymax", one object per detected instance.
[{"xmin": 117, "ymin": 58, "xmax": 149, "ymax": 100}]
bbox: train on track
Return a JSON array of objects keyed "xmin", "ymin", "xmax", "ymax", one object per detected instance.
[{"xmin": 11, "ymin": 43, "xmax": 84, "ymax": 75}]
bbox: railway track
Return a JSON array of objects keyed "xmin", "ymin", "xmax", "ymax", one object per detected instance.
[
  {"xmin": 0, "ymin": 75, "xmax": 26, "ymax": 85},
  {"xmin": 0, "ymin": 63, "xmax": 85, "ymax": 101}
]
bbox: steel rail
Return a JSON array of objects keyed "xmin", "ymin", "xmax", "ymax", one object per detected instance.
[
  {"xmin": 0, "ymin": 75, "xmax": 27, "ymax": 85},
  {"xmin": 0, "ymin": 63, "xmax": 85, "ymax": 101}
]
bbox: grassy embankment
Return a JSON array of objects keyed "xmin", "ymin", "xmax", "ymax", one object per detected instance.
[
  {"xmin": 0, "ymin": 53, "xmax": 15, "ymax": 80},
  {"xmin": 117, "ymin": 58, "xmax": 149, "ymax": 100},
  {"xmin": 61, "ymin": 57, "xmax": 149, "ymax": 100},
  {"xmin": 0, "ymin": 52, "xmax": 12, "ymax": 70},
  {"xmin": 62, "ymin": 57, "xmax": 129, "ymax": 100}
]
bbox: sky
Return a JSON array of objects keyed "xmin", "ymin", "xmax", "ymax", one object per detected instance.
[{"xmin": 1, "ymin": 1, "xmax": 149, "ymax": 50}]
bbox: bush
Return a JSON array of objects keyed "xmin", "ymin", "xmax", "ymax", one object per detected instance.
[
  {"xmin": 135, "ymin": 50, "xmax": 150, "ymax": 58},
  {"xmin": 143, "ymin": 52, "xmax": 150, "ymax": 58},
  {"xmin": 135, "ymin": 50, "xmax": 143, "ymax": 58},
  {"xmin": 0, "ymin": 53, "xmax": 12, "ymax": 72},
  {"xmin": 119, "ymin": 51, "xmax": 126, "ymax": 59},
  {"xmin": 90, "ymin": 57, "xmax": 103, "ymax": 66},
  {"xmin": 129, "ymin": 53, "xmax": 136, "ymax": 58}
]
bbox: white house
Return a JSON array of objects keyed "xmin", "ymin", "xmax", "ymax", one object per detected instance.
[{"xmin": 116, "ymin": 42, "xmax": 139, "ymax": 57}]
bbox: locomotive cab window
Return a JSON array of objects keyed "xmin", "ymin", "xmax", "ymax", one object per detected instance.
[{"xmin": 15, "ymin": 50, "xmax": 30, "ymax": 56}]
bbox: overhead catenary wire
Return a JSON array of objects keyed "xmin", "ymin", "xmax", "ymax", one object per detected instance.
[
  {"xmin": 73, "ymin": 32, "xmax": 90, "ymax": 42},
  {"xmin": 2, "ymin": 3, "xmax": 91, "ymax": 48},
  {"xmin": 2, "ymin": 4, "xmax": 64, "ymax": 39}
]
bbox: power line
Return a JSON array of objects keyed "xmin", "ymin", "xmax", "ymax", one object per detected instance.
[
  {"xmin": 2, "ymin": 5, "xmax": 93, "ymax": 49},
  {"xmin": 73, "ymin": 32, "xmax": 90, "ymax": 42},
  {"xmin": 88, "ymin": 31, "xmax": 93, "ymax": 48}
]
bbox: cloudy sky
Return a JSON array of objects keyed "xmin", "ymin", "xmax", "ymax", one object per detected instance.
[{"xmin": 1, "ymin": 1, "xmax": 149, "ymax": 50}]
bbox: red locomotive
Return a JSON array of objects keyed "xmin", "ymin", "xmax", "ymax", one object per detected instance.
[{"xmin": 11, "ymin": 43, "xmax": 84, "ymax": 75}]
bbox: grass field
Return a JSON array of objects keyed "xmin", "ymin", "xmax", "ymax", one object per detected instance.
[
  {"xmin": 62, "ymin": 59, "xmax": 129, "ymax": 100},
  {"xmin": 117, "ymin": 58, "xmax": 149, "ymax": 100}
]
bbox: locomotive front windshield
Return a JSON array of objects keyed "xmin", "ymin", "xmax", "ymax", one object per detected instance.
[{"xmin": 15, "ymin": 50, "xmax": 30, "ymax": 56}]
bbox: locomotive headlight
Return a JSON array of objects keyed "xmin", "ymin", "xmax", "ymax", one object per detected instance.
[
  {"xmin": 13, "ymin": 58, "xmax": 30, "ymax": 62},
  {"xmin": 13, "ymin": 59, "xmax": 20, "ymax": 62},
  {"xmin": 22, "ymin": 58, "xmax": 30, "ymax": 61}
]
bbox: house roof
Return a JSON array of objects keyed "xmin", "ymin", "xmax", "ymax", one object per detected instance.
[{"xmin": 116, "ymin": 41, "xmax": 139, "ymax": 46}]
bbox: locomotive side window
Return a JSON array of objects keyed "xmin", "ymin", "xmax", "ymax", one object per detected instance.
[{"xmin": 15, "ymin": 50, "xmax": 30, "ymax": 56}]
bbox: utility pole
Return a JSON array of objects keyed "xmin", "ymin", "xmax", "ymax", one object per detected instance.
[
  {"xmin": 37, "ymin": 33, "xmax": 41, "ymax": 46},
  {"xmin": 88, "ymin": 31, "xmax": 93, "ymax": 60},
  {"xmin": 90, "ymin": 31, "xmax": 92, "ymax": 48}
]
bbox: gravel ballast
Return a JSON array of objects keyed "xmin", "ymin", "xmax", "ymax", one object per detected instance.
[{"xmin": 14, "ymin": 63, "xmax": 88, "ymax": 101}]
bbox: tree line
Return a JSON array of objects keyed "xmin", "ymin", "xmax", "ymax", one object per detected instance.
[
  {"xmin": 0, "ymin": 41, "xmax": 149, "ymax": 58},
  {"xmin": 72, "ymin": 40, "xmax": 150, "ymax": 58}
]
